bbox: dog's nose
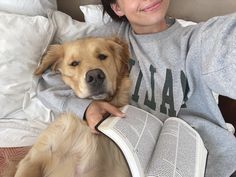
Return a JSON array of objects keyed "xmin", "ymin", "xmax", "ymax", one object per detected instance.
[{"xmin": 86, "ymin": 69, "xmax": 105, "ymax": 86}]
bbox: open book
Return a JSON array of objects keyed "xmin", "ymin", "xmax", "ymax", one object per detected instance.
[{"xmin": 95, "ymin": 105, "xmax": 208, "ymax": 177}]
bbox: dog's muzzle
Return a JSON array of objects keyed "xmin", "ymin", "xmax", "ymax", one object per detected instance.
[
  {"xmin": 86, "ymin": 69, "xmax": 105, "ymax": 87},
  {"xmin": 86, "ymin": 69, "xmax": 109, "ymax": 99}
]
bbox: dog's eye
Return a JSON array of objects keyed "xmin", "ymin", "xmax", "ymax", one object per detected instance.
[
  {"xmin": 70, "ymin": 61, "xmax": 80, "ymax": 67},
  {"xmin": 97, "ymin": 54, "xmax": 107, "ymax": 60}
]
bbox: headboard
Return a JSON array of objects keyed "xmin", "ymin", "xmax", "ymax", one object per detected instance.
[{"xmin": 57, "ymin": 0, "xmax": 236, "ymax": 22}]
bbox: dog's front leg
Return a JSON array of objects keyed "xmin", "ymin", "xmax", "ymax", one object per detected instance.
[
  {"xmin": 14, "ymin": 149, "xmax": 44, "ymax": 177},
  {"xmin": 14, "ymin": 113, "xmax": 79, "ymax": 177},
  {"xmin": 14, "ymin": 113, "xmax": 91, "ymax": 177}
]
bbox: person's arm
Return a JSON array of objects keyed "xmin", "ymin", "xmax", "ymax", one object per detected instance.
[
  {"xmin": 37, "ymin": 70, "xmax": 92, "ymax": 119},
  {"xmin": 199, "ymin": 13, "xmax": 236, "ymax": 99},
  {"xmin": 37, "ymin": 70, "xmax": 125, "ymax": 133}
]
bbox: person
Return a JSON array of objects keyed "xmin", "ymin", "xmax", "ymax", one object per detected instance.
[{"xmin": 36, "ymin": 0, "xmax": 236, "ymax": 176}]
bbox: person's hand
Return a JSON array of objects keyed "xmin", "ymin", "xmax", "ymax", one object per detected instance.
[{"xmin": 85, "ymin": 101, "xmax": 125, "ymax": 133}]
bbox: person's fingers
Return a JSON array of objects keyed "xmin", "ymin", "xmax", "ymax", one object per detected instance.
[
  {"xmin": 87, "ymin": 115, "xmax": 101, "ymax": 127},
  {"xmin": 102, "ymin": 102, "xmax": 125, "ymax": 117},
  {"xmin": 85, "ymin": 101, "xmax": 126, "ymax": 134},
  {"xmin": 90, "ymin": 127, "xmax": 100, "ymax": 134}
]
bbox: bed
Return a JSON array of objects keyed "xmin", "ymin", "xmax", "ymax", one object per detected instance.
[{"xmin": 0, "ymin": 0, "xmax": 236, "ymax": 176}]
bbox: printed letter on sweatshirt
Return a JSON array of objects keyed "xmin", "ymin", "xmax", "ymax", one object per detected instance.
[{"xmin": 160, "ymin": 69, "xmax": 176, "ymax": 116}]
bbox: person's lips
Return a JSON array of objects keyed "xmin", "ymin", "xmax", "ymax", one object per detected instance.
[{"xmin": 141, "ymin": 0, "xmax": 162, "ymax": 12}]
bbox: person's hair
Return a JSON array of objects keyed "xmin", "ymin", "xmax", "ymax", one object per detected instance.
[{"xmin": 101, "ymin": 0, "xmax": 128, "ymax": 22}]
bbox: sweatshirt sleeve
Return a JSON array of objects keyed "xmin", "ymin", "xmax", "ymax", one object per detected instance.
[
  {"xmin": 36, "ymin": 70, "xmax": 92, "ymax": 119},
  {"xmin": 199, "ymin": 12, "xmax": 236, "ymax": 99}
]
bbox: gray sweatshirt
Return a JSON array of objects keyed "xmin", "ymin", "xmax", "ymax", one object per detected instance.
[{"xmin": 37, "ymin": 12, "xmax": 236, "ymax": 177}]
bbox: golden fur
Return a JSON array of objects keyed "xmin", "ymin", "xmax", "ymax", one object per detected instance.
[{"xmin": 10, "ymin": 37, "xmax": 132, "ymax": 177}]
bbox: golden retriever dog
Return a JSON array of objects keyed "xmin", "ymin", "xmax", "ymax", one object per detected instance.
[{"xmin": 10, "ymin": 37, "xmax": 132, "ymax": 177}]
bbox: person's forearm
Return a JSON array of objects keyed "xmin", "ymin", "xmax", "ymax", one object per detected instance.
[{"xmin": 37, "ymin": 70, "xmax": 92, "ymax": 119}]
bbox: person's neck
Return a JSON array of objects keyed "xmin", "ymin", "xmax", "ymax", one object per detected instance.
[{"xmin": 132, "ymin": 19, "xmax": 169, "ymax": 35}]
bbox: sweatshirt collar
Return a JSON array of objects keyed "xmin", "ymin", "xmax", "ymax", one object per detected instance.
[{"xmin": 130, "ymin": 19, "xmax": 181, "ymax": 42}]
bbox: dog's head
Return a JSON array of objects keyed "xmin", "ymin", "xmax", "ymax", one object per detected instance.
[{"xmin": 35, "ymin": 37, "xmax": 131, "ymax": 106}]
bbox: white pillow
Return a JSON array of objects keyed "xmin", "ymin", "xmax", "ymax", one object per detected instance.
[
  {"xmin": 0, "ymin": 0, "xmax": 57, "ymax": 16},
  {"xmin": 80, "ymin": 4, "xmax": 112, "ymax": 25},
  {"xmin": 79, "ymin": 4, "xmax": 197, "ymax": 27},
  {"xmin": 176, "ymin": 19, "xmax": 197, "ymax": 27},
  {"xmin": 51, "ymin": 11, "xmax": 98, "ymax": 43},
  {"xmin": 0, "ymin": 11, "xmax": 55, "ymax": 147}
]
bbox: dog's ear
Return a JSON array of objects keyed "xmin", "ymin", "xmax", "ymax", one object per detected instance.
[
  {"xmin": 34, "ymin": 44, "xmax": 64, "ymax": 75},
  {"xmin": 107, "ymin": 37, "xmax": 130, "ymax": 75},
  {"xmin": 109, "ymin": 37, "xmax": 130, "ymax": 62}
]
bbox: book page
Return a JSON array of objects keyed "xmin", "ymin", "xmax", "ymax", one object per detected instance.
[
  {"xmin": 97, "ymin": 105, "xmax": 163, "ymax": 177},
  {"xmin": 146, "ymin": 118, "xmax": 207, "ymax": 177}
]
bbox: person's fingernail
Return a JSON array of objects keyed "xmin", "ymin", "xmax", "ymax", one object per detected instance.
[
  {"xmin": 91, "ymin": 129, "xmax": 100, "ymax": 134},
  {"xmin": 120, "ymin": 113, "xmax": 126, "ymax": 117}
]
